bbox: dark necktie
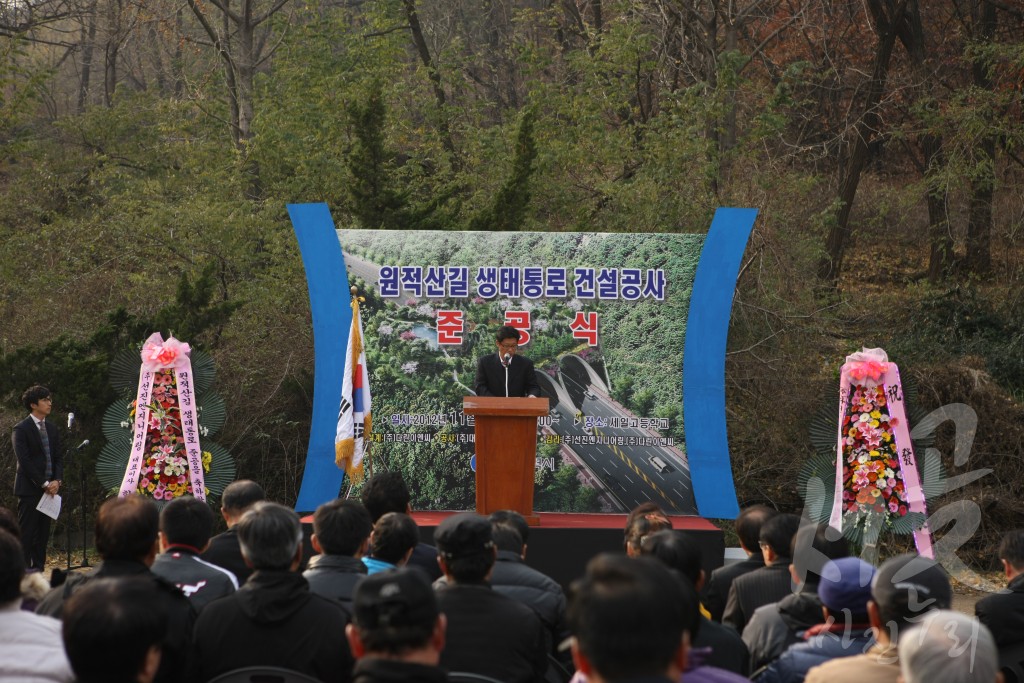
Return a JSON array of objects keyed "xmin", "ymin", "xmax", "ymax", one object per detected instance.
[{"xmin": 39, "ymin": 421, "xmax": 53, "ymax": 480}]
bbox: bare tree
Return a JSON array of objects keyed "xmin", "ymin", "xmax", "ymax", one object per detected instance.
[
  {"xmin": 186, "ymin": 0, "xmax": 293, "ymax": 197},
  {"xmin": 817, "ymin": 0, "xmax": 909, "ymax": 285},
  {"xmin": 963, "ymin": 0, "xmax": 997, "ymax": 276}
]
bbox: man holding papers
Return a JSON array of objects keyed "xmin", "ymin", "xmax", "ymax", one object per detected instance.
[{"xmin": 12, "ymin": 385, "xmax": 63, "ymax": 570}]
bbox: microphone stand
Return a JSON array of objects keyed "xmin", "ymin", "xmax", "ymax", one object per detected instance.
[
  {"xmin": 77, "ymin": 442, "xmax": 90, "ymax": 568},
  {"xmin": 63, "ymin": 440, "xmax": 90, "ymax": 570}
]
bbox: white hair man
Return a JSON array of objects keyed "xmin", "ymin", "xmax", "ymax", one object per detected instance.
[
  {"xmin": 899, "ymin": 610, "xmax": 1001, "ymax": 683},
  {"xmin": 191, "ymin": 502, "xmax": 354, "ymax": 683}
]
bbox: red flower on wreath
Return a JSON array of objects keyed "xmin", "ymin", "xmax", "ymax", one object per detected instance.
[
  {"xmin": 841, "ymin": 385, "xmax": 909, "ymax": 521},
  {"xmin": 133, "ymin": 369, "xmax": 211, "ymax": 501}
]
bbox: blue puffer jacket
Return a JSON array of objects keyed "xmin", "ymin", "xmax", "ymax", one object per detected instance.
[{"xmin": 753, "ymin": 627, "xmax": 875, "ymax": 683}]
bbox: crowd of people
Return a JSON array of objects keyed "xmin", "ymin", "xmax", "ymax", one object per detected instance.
[{"xmin": 0, "ymin": 471, "xmax": 1018, "ymax": 683}]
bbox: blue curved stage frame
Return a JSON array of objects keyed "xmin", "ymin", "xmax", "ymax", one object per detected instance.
[
  {"xmin": 288, "ymin": 203, "xmax": 352, "ymax": 512},
  {"xmin": 289, "ymin": 203, "xmax": 757, "ymax": 517},
  {"xmin": 682, "ymin": 208, "xmax": 758, "ymax": 519}
]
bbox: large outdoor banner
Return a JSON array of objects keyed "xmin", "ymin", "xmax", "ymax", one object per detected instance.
[
  {"xmin": 288, "ymin": 204, "xmax": 757, "ymax": 519},
  {"xmin": 343, "ymin": 230, "xmax": 700, "ymax": 514}
]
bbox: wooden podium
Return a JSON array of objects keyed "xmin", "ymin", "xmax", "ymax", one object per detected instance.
[{"xmin": 463, "ymin": 396, "xmax": 549, "ymax": 526}]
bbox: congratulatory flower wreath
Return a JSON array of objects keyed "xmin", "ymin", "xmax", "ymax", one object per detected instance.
[
  {"xmin": 800, "ymin": 349, "xmax": 945, "ymax": 553},
  {"xmin": 97, "ymin": 333, "xmax": 236, "ymax": 503},
  {"xmin": 842, "ymin": 384, "xmax": 908, "ymax": 517}
]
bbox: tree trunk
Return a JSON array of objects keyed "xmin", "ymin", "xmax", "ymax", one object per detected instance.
[
  {"xmin": 721, "ymin": 21, "xmax": 738, "ymax": 153},
  {"xmin": 235, "ymin": 7, "xmax": 261, "ymax": 200},
  {"xmin": 899, "ymin": 1, "xmax": 953, "ymax": 282},
  {"xmin": 174, "ymin": 8, "xmax": 184, "ymax": 98},
  {"xmin": 76, "ymin": 0, "xmax": 99, "ymax": 113},
  {"xmin": 964, "ymin": 0, "xmax": 997, "ymax": 276},
  {"xmin": 965, "ymin": 138, "xmax": 995, "ymax": 275},
  {"xmin": 150, "ymin": 24, "xmax": 167, "ymax": 94},
  {"xmin": 104, "ymin": 40, "xmax": 118, "ymax": 106},
  {"xmin": 925, "ymin": 136, "xmax": 954, "ymax": 283},
  {"xmin": 817, "ymin": 0, "xmax": 907, "ymax": 284},
  {"xmin": 401, "ymin": 0, "xmax": 458, "ymax": 162}
]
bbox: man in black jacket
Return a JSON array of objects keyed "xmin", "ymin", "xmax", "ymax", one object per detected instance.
[
  {"xmin": 473, "ymin": 325, "xmax": 542, "ymax": 398},
  {"xmin": 723, "ymin": 513, "xmax": 803, "ymax": 634},
  {"xmin": 640, "ymin": 529, "xmax": 750, "ymax": 676},
  {"xmin": 569, "ymin": 554, "xmax": 690, "ymax": 683},
  {"xmin": 36, "ymin": 495, "xmax": 195, "ymax": 683},
  {"xmin": 191, "ymin": 502, "xmax": 353, "ymax": 682},
  {"xmin": 63, "ymin": 577, "xmax": 167, "ymax": 683},
  {"xmin": 742, "ymin": 522, "xmax": 850, "ymax": 671},
  {"xmin": 702, "ymin": 504, "xmax": 776, "ymax": 622},
  {"xmin": 976, "ymin": 528, "xmax": 1024, "ymax": 650},
  {"xmin": 347, "ymin": 569, "xmax": 447, "ymax": 683},
  {"xmin": 434, "ymin": 513, "xmax": 547, "ymax": 683},
  {"xmin": 151, "ymin": 495, "xmax": 238, "ymax": 611},
  {"xmin": 488, "ymin": 515, "xmax": 572, "ymax": 672},
  {"xmin": 304, "ymin": 498, "xmax": 372, "ymax": 611},
  {"xmin": 199, "ymin": 479, "xmax": 265, "ymax": 585},
  {"xmin": 12, "ymin": 385, "xmax": 63, "ymax": 570}
]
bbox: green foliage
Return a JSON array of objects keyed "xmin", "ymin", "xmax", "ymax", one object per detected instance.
[
  {"xmin": 346, "ymin": 82, "xmax": 409, "ymax": 230},
  {"xmin": 0, "ymin": 266, "xmax": 240, "ymax": 508},
  {"xmin": 535, "ymin": 464, "xmax": 601, "ymax": 513},
  {"xmin": 0, "ymin": 36, "xmax": 45, "ymax": 144},
  {"xmin": 896, "ymin": 287, "xmax": 1024, "ymax": 393},
  {"xmin": 467, "ymin": 107, "xmax": 538, "ymax": 232},
  {"xmin": 3, "ymin": 0, "xmax": 1023, "ymax": 530}
]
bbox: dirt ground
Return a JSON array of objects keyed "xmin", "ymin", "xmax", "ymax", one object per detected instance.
[{"xmin": 951, "ymin": 571, "xmax": 1006, "ymax": 615}]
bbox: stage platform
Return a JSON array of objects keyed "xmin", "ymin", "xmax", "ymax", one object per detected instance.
[{"xmin": 303, "ymin": 511, "xmax": 724, "ymax": 590}]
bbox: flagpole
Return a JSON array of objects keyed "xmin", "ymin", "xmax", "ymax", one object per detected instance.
[{"xmin": 351, "ymin": 286, "xmax": 373, "ymax": 483}]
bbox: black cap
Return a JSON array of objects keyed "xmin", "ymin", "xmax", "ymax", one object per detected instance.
[
  {"xmin": 871, "ymin": 553, "xmax": 952, "ymax": 613},
  {"xmin": 353, "ymin": 568, "xmax": 439, "ymax": 631},
  {"xmin": 434, "ymin": 513, "xmax": 495, "ymax": 560}
]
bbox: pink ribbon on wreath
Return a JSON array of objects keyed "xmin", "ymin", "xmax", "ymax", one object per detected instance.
[
  {"xmin": 119, "ymin": 333, "xmax": 207, "ymax": 501},
  {"xmin": 830, "ymin": 348, "xmax": 933, "ymax": 558}
]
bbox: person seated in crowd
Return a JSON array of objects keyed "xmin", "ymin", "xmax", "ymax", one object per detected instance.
[
  {"xmin": 363, "ymin": 512, "xmax": 419, "ymax": 575},
  {"xmin": 976, "ymin": 528, "xmax": 1024, "ymax": 651},
  {"xmin": 200, "ymin": 479, "xmax": 266, "ymax": 585},
  {"xmin": 753, "ymin": 557, "xmax": 875, "ymax": 683},
  {"xmin": 743, "ymin": 522, "xmax": 850, "ymax": 671},
  {"xmin": 361, "ymin": 472, "xmax": 441, "ymax": 580},
  {"xmin": 151, "ymin": 495, "xmax": 238, "ymax": 611},
  {"xmin": 433, "ymin": 512, "xmax": 548, "ymax": 683},
  {"xmin": 62, "ymin": 578, "xmax": 167, "ymax": 683},
  {"xmin": 703, "ymin": 505, "xmax": 777, "ymax": 622},
  {"xmin": 36, "ymin": 496, "xmax": 194, "ymax": 683},
  {"xmin": 486, "ymin": 515, "xmax": 573, "ymax": 676},
  {"xmin": 191, "ymin": 502, "xmax": 353, "ymax": 682},
  {"xmin": 623, "ymin": 502, "xmax": 672, "ymax": 557},
  {"xmin": 304, "ymin": 498, "xmax": 372, "ymax": 611},
  {"xmin": 804, "ymin": 553, "xmax": 952, "ymax": 683},
  {"xmin": 346, "ymin": 568, "xmax": 447, "ymax": 683},
  {"xmin": 640, "ymin": 529, "xmax": 750, "ymax": 677},
  {"xmin": 0, "ymin": 506, "xmax": 50, "ymax": 612},
  {"xmin": 0, "ymin": 529, "xmax": 74, "ymax": 682},
  {"xmin": 900, "ymin": 610, "xmax": 1000, "ymax": 683},
  {"xmin": 724, "ymin": 513, "xmax": 802, "ymax": 633},
  {"xmin": 568, "ymin": 554, "xmax": 690, "ymax": 683}
]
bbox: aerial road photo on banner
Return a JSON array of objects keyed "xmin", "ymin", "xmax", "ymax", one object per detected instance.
[{"xmin": 338, "ymin": 230, "xmax": 702, "ymax": 514}]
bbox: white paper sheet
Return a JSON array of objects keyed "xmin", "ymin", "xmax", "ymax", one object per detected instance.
[{"xmin": 36, "ymin": 493, "xmax": 61, "ymax": 520}]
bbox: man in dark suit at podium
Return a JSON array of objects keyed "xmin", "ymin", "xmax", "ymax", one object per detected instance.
[
  {"xmin": 12, "ymin": 385, "xmax": 63, "ymax": 570},
  {"xmin": 474, "ymin": 326, "xmax": 541, "ymax": 398}
]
